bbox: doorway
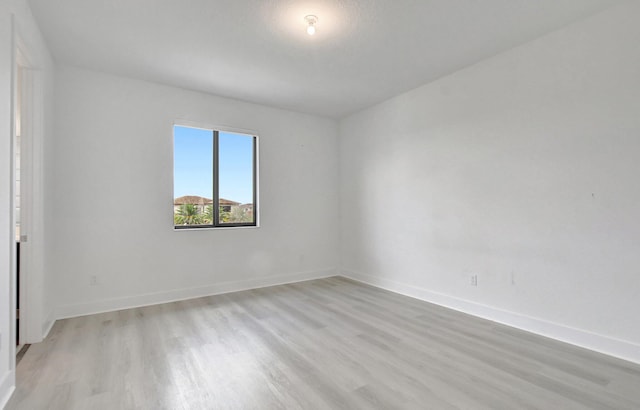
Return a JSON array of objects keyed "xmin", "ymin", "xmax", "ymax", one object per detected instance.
[
  {"xmin": 10, "ymin": 21, "xmax": 48, "ymax": 374},
  {"xmin": 13, "ymin": 43, "xmax": 38, "ymax": 353},
  {"xmin": 14, "ymin": 60, "xmax": 25, "ymax": 348}
]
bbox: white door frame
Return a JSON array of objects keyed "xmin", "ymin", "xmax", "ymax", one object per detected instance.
[{"xmin": 10, "ymin": 20, "xmax": 46, "ymax": 360}]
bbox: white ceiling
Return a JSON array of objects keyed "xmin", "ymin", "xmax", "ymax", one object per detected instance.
[{"xmin": 28, "ymin": 0, "xmax": 621, "ymax": 119}]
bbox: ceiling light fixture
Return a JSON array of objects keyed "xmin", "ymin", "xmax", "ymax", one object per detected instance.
[{"xmin": 305, "ymin": 15, "xmax": 318, "ymax": 36}]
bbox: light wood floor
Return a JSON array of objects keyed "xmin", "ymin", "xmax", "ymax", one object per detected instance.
[{"xmin": 6, "ymin": 277, "xmax": 640, "ymax": 409}]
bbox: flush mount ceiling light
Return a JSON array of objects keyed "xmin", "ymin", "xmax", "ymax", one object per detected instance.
[{"xmin": 305, "ymin": 15, "xmax": 318, "ymax": 35}]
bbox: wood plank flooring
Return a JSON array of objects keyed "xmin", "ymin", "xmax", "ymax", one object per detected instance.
[{"xmin": 6, "ymin": 276, "xmax": 640, "ymax": 409}]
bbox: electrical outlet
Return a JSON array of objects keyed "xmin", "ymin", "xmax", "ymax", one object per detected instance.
[
  {"xmin": 471, "ymin": 274, "xmax": 478, "ymax": 286},
  {"xmin": 89, "ymin": 275, "xmax": 98, "ymax": 286}
]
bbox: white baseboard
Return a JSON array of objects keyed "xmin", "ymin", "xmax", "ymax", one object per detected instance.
[
  {"xmin": 341, "ymin": 269, "xmax": 640, "ymax": 365},
  {"xmin": 55, "ymin": 268, "xmax": 337, "ymax": 320},
  {"xmin": 41, "ymin": 313, "xmax": 55, "ymax": 340},
  {"xmin": 0, "ymin": 370, "xmax": 15, "ymax": 410}
]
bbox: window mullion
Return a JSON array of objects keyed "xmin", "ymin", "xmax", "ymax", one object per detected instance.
[{"xmin": 213, "ymin": 130, "xmax": 219, "ymax": 227}]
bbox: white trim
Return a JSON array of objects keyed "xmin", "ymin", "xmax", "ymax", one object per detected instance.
[
  {"xmin": 23, "ymin": 67, "xmax": 46, "ymax": 344},
  {"xmin": 0, "ymin": 370, "xmax": 15, "ymax": 409},
  {"xmin": 56, "ymin": 268, "xmax": 337, "ymax": 320},
  {"xmin": 7, "ymin": 12, "xmax": 17, "ymax": 380},
  {"xmin": 41, "ymin": 313, "xmax": 55, "ymax": 340},
  {"xmin": 340, "ymin": 269, "xmax": 640, "ymax": 365}
]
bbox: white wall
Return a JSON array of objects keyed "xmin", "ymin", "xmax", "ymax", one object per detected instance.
[
  {"xmin": 0, "ymin": 0, "xmax": 54, "ymax": 406},
  {"xmin": 339, "ymin": 1, "xmax": 640, "ymax": 363},
  {"xmin": 52, "ymin": 65, "xmax": 339, "ymax": 318}
]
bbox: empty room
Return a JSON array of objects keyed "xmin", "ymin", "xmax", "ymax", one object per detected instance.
[{"xmin": 2, "ymin": 0, "xmax": 640, "ymax": 408}]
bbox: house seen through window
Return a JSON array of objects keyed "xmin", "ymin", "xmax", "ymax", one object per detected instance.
[{"xmin": 173, "ymin": 125, "xmax": 257, "ymax": 228}]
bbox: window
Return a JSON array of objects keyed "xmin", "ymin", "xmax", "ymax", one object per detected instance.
[{"xmin": 173, "ymin": 125, "xmax": 258, "ymax": 228}]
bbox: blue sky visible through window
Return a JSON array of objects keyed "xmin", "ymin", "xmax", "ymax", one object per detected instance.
[{"xmin": 174, "ymin": 125, "xmax": 254, "ymax": 204}]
